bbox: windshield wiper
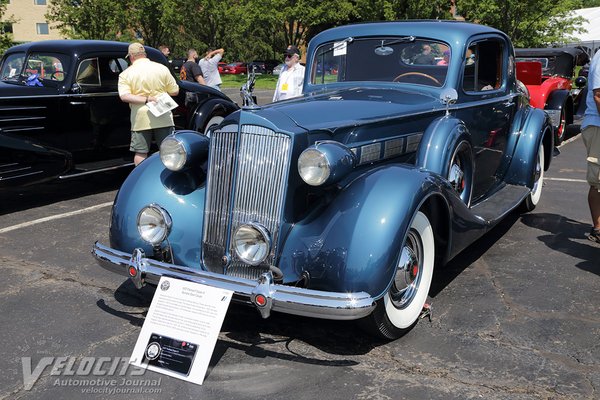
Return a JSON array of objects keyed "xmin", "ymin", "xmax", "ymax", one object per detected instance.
[{"xmin": 378, "ymin": 36, "xmax": 416, "ymax": 47}]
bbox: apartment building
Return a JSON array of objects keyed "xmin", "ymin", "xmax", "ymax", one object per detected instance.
[{"xmin": 2, "ymin": 0, "xmax": 64, "ymax": 42}]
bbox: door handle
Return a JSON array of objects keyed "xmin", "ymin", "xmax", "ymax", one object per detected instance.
[
  {"xmin": 69, "ymin": 101, "xmax": 86, "ymax": 105},
  {"xmin": 502, "ymin": 100, "xmax": 513, "ymax": 107}
]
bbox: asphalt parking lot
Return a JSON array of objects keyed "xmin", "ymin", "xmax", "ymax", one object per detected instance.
[{"xmin": 1, "ymin": 113, "xmax": 599, "ymax": 399}]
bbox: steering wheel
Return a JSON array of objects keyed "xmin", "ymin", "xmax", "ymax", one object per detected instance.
[
  {"xmin": 393, "ymin": 72, "xmax": 441, "ymax": 85},
  {"xmin": 50, "ymin": 71, "xmax": 65, "ymax": 81}
]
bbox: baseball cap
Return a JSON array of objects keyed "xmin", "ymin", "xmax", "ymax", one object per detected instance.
[
  {"xmin": 284, "ymin": 45, "xmax": 300, "ymax": 57},
  {"xmin": 126, "ymin": 42, "xmax": 146, "ymax": 58}
]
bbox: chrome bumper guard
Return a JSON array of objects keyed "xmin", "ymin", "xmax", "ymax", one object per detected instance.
[{"xmin": 92, "ymin": 242, "xmax": 376, "ymax": 320}]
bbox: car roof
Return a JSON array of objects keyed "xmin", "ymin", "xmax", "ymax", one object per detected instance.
[
  {"xmin": 4, "ymin": 40, "xmax": 167, "ymax": 63},
  {"xmin": 515, "ymin": 47, "xmax": 589, "ymax": 65},
  {"xmin": 309, "ymin": 20, "xmax": 507, "ymax": 49}
]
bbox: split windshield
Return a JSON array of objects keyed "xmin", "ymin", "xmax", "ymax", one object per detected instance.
[{"xmin": 311, "ymin": 37, "xmax": 450, "ymax": 87}]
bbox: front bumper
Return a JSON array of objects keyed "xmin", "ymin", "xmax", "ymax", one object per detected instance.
[{"xmin": 92, "ymin": 242, "xmax": 376, "ymax": 320}]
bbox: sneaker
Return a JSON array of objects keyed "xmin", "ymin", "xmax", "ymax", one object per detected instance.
[{"xmin": 588, "ymin": 229, "xmax": 600, "ymax": 243}]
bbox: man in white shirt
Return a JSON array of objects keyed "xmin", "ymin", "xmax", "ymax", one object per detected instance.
[
  {"xmin": 273, "ymin": 45, "xmax": 305, "ymax": 102},
  {"xmin": 199, "ymin": 48, "xmax": 224, "ymax": 91}
]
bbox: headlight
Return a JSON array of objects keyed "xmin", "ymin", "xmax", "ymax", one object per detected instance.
[
  {"xmin": 160, "ymin": 136, "xmax": 187, "ymax": 171},
  {"xmin": 137, "ymin": 204, "xmax": 172, "ymax": 245},
  {"xmin": 233, "ymin": 223, "xmax": 271, "ymax": 265},
  {"xmin": 298, "ymin": 148, "xmax": 330, "ymax": 186},
  {"xmin": 298, "ymin": 142, "xmax": 356, "ymax": 186}
]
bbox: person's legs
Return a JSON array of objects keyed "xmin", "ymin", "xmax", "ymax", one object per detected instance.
[
  {"xmin": 582, "ymin": 125, "xmax": 600, "ymax": 241},
  {"xmin": 589, "ymin": 186, "xmax": 600, "ymax": 230},
  {"xmin": 130, "ymin": 130, "xmax": 152, "ymax": 166}
]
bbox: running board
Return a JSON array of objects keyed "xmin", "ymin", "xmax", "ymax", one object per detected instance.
[
  {"xmin": 470, "ymin": 184, "xmax": 530, "ymax": 225},
  {"xmin": 59, "ymin": 158, "xmax": 134, "ymax": 179}
]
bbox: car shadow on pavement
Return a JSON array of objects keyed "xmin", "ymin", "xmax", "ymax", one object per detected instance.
[
  {"xmin": 520, "ymin": 212, "xmax": 598, "ymax": 276},
  {"xmin": 429, "ymin": 210, "xmax": 521, "ymax": 298},
  {"xmin": 98, "ymin": 278, "xmax": 381, "ymax": 370}
]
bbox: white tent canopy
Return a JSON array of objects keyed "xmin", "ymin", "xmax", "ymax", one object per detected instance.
[
  {"xmin": 565, "ymin": 7, "xmax": 600, "ymax": 56},
  {"xmin": 572, "ymin": 7, "xmax": 600, "ymax": 42}
]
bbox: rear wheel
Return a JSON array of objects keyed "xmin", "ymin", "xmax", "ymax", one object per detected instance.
[
  {"xmin": 522, "ymin": 141, "xmax": 545, "ymax": 212},
  {"xmin": 359, "ymin": 211, "xmax": 435, "ymax": 339}
]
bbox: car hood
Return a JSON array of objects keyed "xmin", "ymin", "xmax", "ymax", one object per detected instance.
[{"xmin": 267, "ymin": 87, "xmax": 441, "ymax": 131}]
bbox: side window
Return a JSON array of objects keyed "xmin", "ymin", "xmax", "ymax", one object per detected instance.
[
  {"xmin": 463, "ymin": 39, "xmax": 504, "ymax": 93},
  {"xmin": 26, "ymin": 53, "xmax": 68, "ymax": 82},
  {"xmin": 109, "ymin": 58, "xmax": 128, "ymax": 73},
  {"xmin": 76, "ymin": 58, "xmax": 100, "ymax": 85}
]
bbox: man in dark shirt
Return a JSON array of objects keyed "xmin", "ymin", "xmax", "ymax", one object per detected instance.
[{"xmin": 180, "ymin": 49, "xmax": 205, "ymax": 84}]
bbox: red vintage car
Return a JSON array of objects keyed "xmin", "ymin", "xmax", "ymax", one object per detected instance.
[
  {"xmin": 217, "ymin": 62, "xmax": 227, "ymax": 73},
  {"xmin": 516, "ymin": 47, "xmax": 589, "ymax": 144},
  {"xmin": 222, "ymin": 62, "xmax": 247, "ymax": 74}
]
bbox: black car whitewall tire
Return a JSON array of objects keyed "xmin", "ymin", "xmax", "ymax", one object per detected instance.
[
  {"xmin": 360, "ymin": 211, "xmax": 435, "ymax": 339},
  {"xmin": 203, "ymin": 115, "xmax": 224, "ymax": 136}
]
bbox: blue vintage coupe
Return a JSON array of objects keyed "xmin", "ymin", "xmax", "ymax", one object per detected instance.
[{"xmin": 93, "ymin": 21, "xmax": 552, "ymax": 339}]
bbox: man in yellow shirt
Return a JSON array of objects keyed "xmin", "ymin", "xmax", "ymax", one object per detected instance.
[{"xmin": 118, "ymin": 42, "xmax": 180, "ymax": 165}]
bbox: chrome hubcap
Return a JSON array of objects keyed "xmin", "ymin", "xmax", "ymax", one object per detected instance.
[
  {"xmin": 391, "ymin": 230, "xmax": 422, "ymax": 309},
  {"xmin": 448, "ymin": 162, "xmax": 465, "ymax": 195}
]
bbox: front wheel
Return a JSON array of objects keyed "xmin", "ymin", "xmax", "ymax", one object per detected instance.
[
  {"xmin": 359, "ymin": 211, "xmax": 435, "ymax": 339},
  {"xmin": 203, "ymin": 115, "xmax": 224, "ymax": 137}
]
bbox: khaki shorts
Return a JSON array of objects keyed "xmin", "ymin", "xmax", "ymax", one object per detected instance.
[
  {"xmin": 582, "ymin": 125, "xmax": 600, "ymax": 189},
  {"xmin": 130, "ymin": 126, "xmax": 174, "ymax": 154}
]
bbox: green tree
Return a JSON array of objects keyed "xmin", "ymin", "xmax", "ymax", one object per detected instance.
[
  {"xmin": 46, "ymin": 0, "xmax": 128, "ymax": 40},
  {"xmin": 124, "ymin": 0, "xmax": 185, "ymax": 49},
  {"xmin": 0, "ymin": 0, "xmax": 14, "ymax": 54},
  {"xmin": 350, "ymin": 0, "xmax": 452, "ymax": 21},
  {"xmin": 456, "ymin": 0, "xmax": 586, "ymax": 47}
]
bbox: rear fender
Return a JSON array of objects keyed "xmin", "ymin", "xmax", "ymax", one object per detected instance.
[
  {"xmin": 505, "ymin": 108, "xmax": 552, "ymax": 187},
  {"xmin": 0, "ymin": 133, "xmax": 71, "ymax": 187},
  {"xmin": 546, "ymin": 90, "xmax": 572, "ymax": 125},
  {"xmin": 109, "ymin": 154, "xmax": 207, "ymax": 268},
  {"xmin": 277, "ymin": 165, "xmax": 447, "ymax": 299}
]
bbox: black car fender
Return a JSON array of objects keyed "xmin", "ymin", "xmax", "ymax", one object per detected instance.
[
  {"xmin": 190, "ymin": 98, "xmax": 239, "ymax": 133},
  {"xmin": 546, "ymin": 89, "xmax": 573, "ymax": 125}
]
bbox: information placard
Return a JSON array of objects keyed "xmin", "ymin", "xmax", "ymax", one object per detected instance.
[{"xmin": 130, "ymin": 277, "xmax": 232, "ymax": 385}]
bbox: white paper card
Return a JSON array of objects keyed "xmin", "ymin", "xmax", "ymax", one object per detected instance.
[
  {"xmin": 333, "ymin": 41, "xmax": 347, "ymax": 56},
  {"xmin": 130, "ymin": 277, "xmax": 232, "ymax": 385},
  {"xmin": 146, "ymin": 92, "xmax": 178, "ymax": 117}
]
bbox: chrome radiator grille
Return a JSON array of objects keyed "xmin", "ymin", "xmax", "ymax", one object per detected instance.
[{"xmin": 202, "ymin": 124, "xmax": 291, "ymax": 277}]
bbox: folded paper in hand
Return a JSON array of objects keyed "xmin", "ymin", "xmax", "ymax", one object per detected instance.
[{"xmin": 146, "ymin": 93, "xmax": 178, "ymax": 117}]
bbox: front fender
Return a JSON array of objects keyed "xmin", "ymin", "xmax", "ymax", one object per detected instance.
[
  {"xmin": 109, "ymin": 154, "xmax": 207, "ymax": 268},
  {"xmin": 277, "ymin": 165, "xmax": 444, "ymax": 299},
  {"xmin": 505, "ymin": 108, "xmax": 552, "ymax": 187},
  {"xmin": 190, "ymin": 98, "xmax": 239, "ymax": 132}
]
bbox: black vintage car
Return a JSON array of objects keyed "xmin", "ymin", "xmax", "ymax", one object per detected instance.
[{"xmin": 0, "ymin": 40, "xmax": 238, "ymax": 187}]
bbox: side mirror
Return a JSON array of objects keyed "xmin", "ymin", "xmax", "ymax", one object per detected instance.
[
  {"xmin": 71, "ymin": 83, "xmax": 82, "ymax": 94},
  {"xmin": 440, "ymin": 88, "xmax": 458, "ymax": 116},
  {"xmin": 575, "ymin": 76, "xmax": 587, "ymax": 88}
]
